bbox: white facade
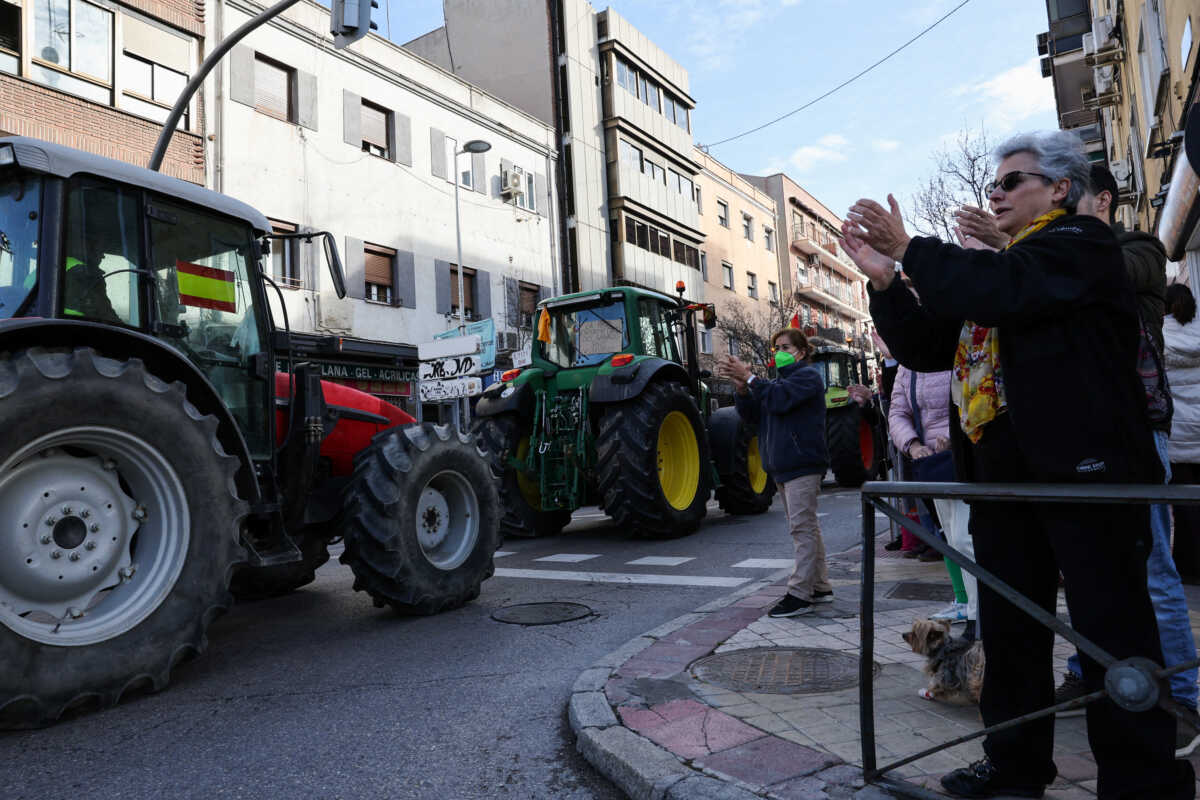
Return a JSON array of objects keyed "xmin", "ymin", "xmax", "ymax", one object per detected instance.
[{"xmin": 205, "ymin": 0, "xmax": 558, "ymax": 356}]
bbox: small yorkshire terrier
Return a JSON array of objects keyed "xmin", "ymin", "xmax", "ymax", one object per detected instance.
[{"xmin": 901, "ymin": 618, "xmax": 984, "ymax": 704}]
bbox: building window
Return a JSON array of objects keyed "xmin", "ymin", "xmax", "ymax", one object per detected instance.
[
  {"xmin": 519, "ymin": 282, "xmax": 538, "ymax": 328},
  {"xmin": 764, "ymin": 227, "xmax": 774, "ymax": 252},
  {"xmin": 443, "ymin": 135, "xmax": 472, "ymax": 188},
  {"xmin": 742, "ymin": 214, "xmax": 753, "ymax": 241},
  {"xmin": 450, "ymin": 264, "xmax": 477, "ymax": 318},
  {"xmin": 619, "ymin": 139, "xmax": 643, "ymax": 171},
  {"xmin": 717, "ymin": 200, "xmax": 729, "ymax": 228},
  {"xmin": 694, "ymin": 185, "xmax": 702, "ymax": 212},
  {"xmin": 269, "ymin": 220, "xmax": 301, "ymax": 288},
  {"xmin": 362, "ymin": 100, "xmax": 390, "ymax": 158},
  {"xmin": 364, "ymin": 243, "xmax": 395, "ymax": 304},
  {"xmin": 747, "ymin": 272, "xmax": 757, "ymax": 299},
  {"xmin": 252, "ymin": 54, "xmax": 293, "ymax": 122},
  {"xmin": 121, "ymin": 51, "xmax": 189, "ymax": 129},
  {"xmin": 32, "ymin": 0, "xmax": 114, "ymax": 104},
  {"xmin": 728, "ymin": 337, "xmax": 740, "ymax": 357},
  {"xmin": 700, "ymin": 328, "xmax": 712, "ymax": 355},
  {"xmin": 722, "ymin": 262, "xmax": 733, "ymax": 290},
  {"xmin": 0, "ymin": 3, "xmax": 18, "ymax": 74},
  {"xmin": 768, "ymin": 281, "xmax": 778, "ymax": 303},
  {"xmin": 643, "ymin": 159, "xmax": 666, "ymax": 185},
  {"xmin": 507, "ymin": 164, "xmax": 536, "ymax": 212},
  {"xmin": 700, "ymin": 251, "xmax": 708, "ymax": 281}
]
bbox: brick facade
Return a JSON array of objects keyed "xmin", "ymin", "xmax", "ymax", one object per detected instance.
[
  {"xmin": 121, "ymin": 0, "xmax": 205, "ymax": 37},
  {"xmin": 0, "ymin": 75, "xmax": 204, "ymax": 184}
]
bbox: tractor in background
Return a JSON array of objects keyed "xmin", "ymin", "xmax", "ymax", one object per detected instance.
[
  {"xmin": 808, "ymin": 336, "xmax": 886, "ymax": 487},
  {"xmin": 473, "ymin": 283, "xmax": 774, "ymax": 540}
]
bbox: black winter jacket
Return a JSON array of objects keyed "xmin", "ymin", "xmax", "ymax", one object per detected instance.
[
  {"xmin": 1118, "ymin": 225, "xmax": 1168, "ymax": 354},
  {"xmin": 733, "ymin": 361, "xmax": 828, "ymax": 483},
  {"xmin": 869, "ymin": 213, "xmax": 1161, "ymax": 485}
]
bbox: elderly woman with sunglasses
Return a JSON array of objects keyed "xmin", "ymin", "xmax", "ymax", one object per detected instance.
[{"xmin": 841, "ymin": 131, "xmax": 1192, "ymax": 800}]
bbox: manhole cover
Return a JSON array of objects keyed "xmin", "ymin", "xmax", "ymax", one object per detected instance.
[
  {"xmin": 689, "ymin": 647, "xmax": 878, "ymax": 694},
  {"xmin": 886, "ymin": 581, "xmax": 955, "ymax": 602},
  {"xmin": 491, "ymin": 602, "xmax": 591, "ymax": 625}
]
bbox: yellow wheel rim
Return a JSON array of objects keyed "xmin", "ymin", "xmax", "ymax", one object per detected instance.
[
  {"xmin": 657, "ymin": 411, "xmax": 700, "ymax": 511},
  {"xmin": 747, "ymin": 436, "xmax": 768, "ymax": 494},
  {"xmin": 514, "ymin": 435, "xmax": 543, "ymax": 510}
]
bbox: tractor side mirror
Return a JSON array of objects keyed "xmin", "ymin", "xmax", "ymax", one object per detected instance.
[
  {"xmin": 322, "ymin": 233, "xmax": 347, "ymax": 299},
  {"xmin": 702, "ymin": 305, "xmax": 717, "ymax": 329}
]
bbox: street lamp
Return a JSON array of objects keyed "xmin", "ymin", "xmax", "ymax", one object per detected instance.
[{"xmin": 453, "ymin": 139, "xmax": 492, "ymax": 333}]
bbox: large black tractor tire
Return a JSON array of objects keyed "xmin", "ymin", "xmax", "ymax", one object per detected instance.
[
  {"xmin": 229, "ymin": 530, "xmax": 330, "ymax": 601},
  {"xmin": 0, "ymin": 348, "xmax": 246, "ymax": 728},
  {"xmin": 472, "ymin": 414, "xmax": 573, "ymax": 539},
  {"xmin": 596, "ymin": 381, "xmax": 712, "ymax": 538},
  {"xmin": 340, "ymin": 423, "xmax": 501, "ymax": 615},
  {"xmin": 827, "ymin": 404, "xmax": 880, "ymax": 488},
  {"xmin": 712, "ymin": 411, "xmax": 777, "ymax": 515}
]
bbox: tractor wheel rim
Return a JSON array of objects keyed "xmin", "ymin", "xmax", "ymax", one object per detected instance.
[
  {"xmin": 0, "ymin": 427, "xmax": 189, "ymax": 646},
  {"xmin": 415, "ymin": 470, "xmax": 479, "ymax": 571},
  {"xmin": 656, "ymin": 411, "xmax": 700, "ymax": 511},
  {"xmin": 514, "ymin": 436, "xmax": 542, "ymax": 511},
  {"xmin": 747, "ymin": 436, "xmax": 768, "ymax": 494}
]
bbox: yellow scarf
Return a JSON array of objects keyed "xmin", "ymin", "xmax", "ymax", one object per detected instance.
[{"xmin": 952, "ymin": 209, "xmax": 1067, "ymax": 442}]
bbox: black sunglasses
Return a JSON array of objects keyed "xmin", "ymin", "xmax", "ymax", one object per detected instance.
[{"xmin": 985, "ymin": 170, "xmax": 1053, "ymax": 196}]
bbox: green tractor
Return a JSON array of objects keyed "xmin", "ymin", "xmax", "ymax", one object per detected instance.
[
  {"xmin": 473, "ymin": 284, "xmax": 774, "ymax": 539},
  {"xmin": 809, "ymin": 338, "xmax": 885, "ymax": 487}
]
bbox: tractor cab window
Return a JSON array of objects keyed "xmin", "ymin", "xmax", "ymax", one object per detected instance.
[
  {"xmin": 637, "ymin": 298, "xmax": 680, "ymax": 361},
  {"xmin": 819, "ymin": 355, "xmax": 847, "ymax": 388},
  {"xmin": 538, "ymin": 297, "xmax": 627, "ymax": 368},
  {"xmin": 0, "ymin": 175, "xmax": 41, "ymax": 319},
  {"xmin": 147, "ymin": 199, "xmax": 270, "ymax": 457},
  {"xmin": 62, "ymin": 179, "xmax": 143, "ymax": 326}
]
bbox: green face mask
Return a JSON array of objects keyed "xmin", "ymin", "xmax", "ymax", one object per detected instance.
[{"xmin": 774, "ymin": 350, "xmax": 796, "ymax": 369}]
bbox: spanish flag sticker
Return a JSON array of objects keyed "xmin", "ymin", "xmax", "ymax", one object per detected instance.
[{"xmin": 177, "ymin": 259, "xmax": 237, "ymax": 313}]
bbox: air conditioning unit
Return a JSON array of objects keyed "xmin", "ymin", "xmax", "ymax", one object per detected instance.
[
  {"xmin": 1094, "ymin": 64, "xmax": 1115, "ymax": 95},
  {"xmin": 1036, "ymin": 31, "xmax": 1049, "ymax": 56},
  {"xmin": 496, "ymin": 331, "xmax": 521, "ymax": 352},
  {"xmin": 1082, "ymin": 32, "xmax": 1096, "ymax": 56},
  {"xmin": 1110, "ymin": 159, "xmax": 1133, "ymax": 193},
  {"xmin": 501, "ymin": 169, "xmax": 524, "ymax": 199},
  {"xmin": 1087, "ymin": 15, "xmax": 1123, "ymax": 65},
  {"xmin": 1092, "ymin": 15, "xmax": 1115, "ymax": 49}
]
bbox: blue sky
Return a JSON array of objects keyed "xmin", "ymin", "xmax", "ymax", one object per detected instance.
[{"xmin": 378, "ymin": 0, "xmax": 1058, "ymax": 220}]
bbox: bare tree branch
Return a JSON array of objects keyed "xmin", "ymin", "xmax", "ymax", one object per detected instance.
[
  {"xmin": 715, "ymin": 292, "xmax": 808, "ymax": 373},
  {"xmin": 905, "ymin": 124, "xmax": 995, "ymax": 242}
]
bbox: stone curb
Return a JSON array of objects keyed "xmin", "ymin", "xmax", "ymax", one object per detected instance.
[{"xmin": 567, "ymin": 560, "xmax": 893, "ymax": 799}]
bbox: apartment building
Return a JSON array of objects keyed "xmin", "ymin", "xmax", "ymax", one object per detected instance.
[
  {"xmin": 210, "ymin": 0, "xmax": 559, "ymax": 409},
  {"xmin": 1039, "ymin": 1, "xmax": 1200, "ymax": 284},
  {"xmin": 742, "ymin": 173, "xmax": 872, "ymax": 351},
  {"xmin": 405, "ymin": 0, "xmax": 703, "ymax": 297},
  {"xmin": 692, "ymin": 147, "xmax": 781, "ymax": 388},
  {"xmin": 0, "ymin": 0, "xmax": 205, "ymax": 182}
]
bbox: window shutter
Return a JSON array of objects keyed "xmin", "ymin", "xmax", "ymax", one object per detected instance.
[
  {"xmin": 430, "ymin": 128, "xmax": 447, "ymax": 178},
  {"xmin": 392, "ymin": 112, "xmax": 412, "ymax": 166},
  {"xmin": 254, "ymin": 58, "xmax": 289, "ymax": 119},
  {"xmin": 296, "ymin": 70, "xmax": 317, "ymax": 130},
  {"xmin": 504, "ymin": 277, "xmax": 518, "ymax": 325},
  {"xmin": 474, "ymin": 269, "xmax": 491, "ymax": 320},
  {"xmin": 395, "ymin": 250, "xmax": 416, "ymax": 308},
  {"xmin": 472, "ymin": 152, "xmax": 486, "ymax": 194},
  {"xmin": 361, "ymin": 104, "xmax": 387, "ymax": 151},
  {"xmin": 344, "ymin": 236, "xmax": 365, "ymax": 300},
  {"xmin": 229, "ymin": 46, "xmax": 255, "ymax": 107},
  {"xmin": 364, "ymin": 250, "xmax": 392, "ymax": 286},
  {"xmin": 535, "ymin": 172, "xmax": 547, "ymax": 216},
  {"xmin": 434, "ymin": 259, "xmax": 452, "ymax": 314},
  {"xmin": 342, "ymin": 90, "xmax": 361, "ymax": 147}
]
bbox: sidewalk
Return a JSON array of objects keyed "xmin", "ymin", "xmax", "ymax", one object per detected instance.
[{"xmin": 568, "ymin": 533, "xmax": 1200, "ymax": 799}]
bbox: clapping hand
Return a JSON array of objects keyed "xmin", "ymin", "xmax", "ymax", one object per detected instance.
[
  {"xmin": 718, "ymin": 355, "xmax": 752, "ymax": 392},
  {"xmin": 847, "ymin": 194, "xmax": 911, "ymax": 262},
  {"xmin": 841, "ymin": 222, "xmax": 898, "ymax": 292},
  {"xmin": 953, "ymin": 206, "xmax": 1010, "ymax": 249}
]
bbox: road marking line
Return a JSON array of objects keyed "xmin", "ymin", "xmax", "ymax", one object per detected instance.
[
  {"xmin": 494, "ymin": 551, "xmax": 516, "ymax": 558},
  {"xmin": 534, "ymin": 553, "xmax": 602, "ymax": 563},
  {"xmin": 626, "ymin": 556, "xmax": 694, "ymax": 566},
  {"xmin": 818, "ymin": 512, "xmax": 831, "ymax": 517},
  {"xmin": 731, "ymin": 558, "xmax": 793, "ymax": 569},
  {"xmin": 493, "ymin": 568, "xmax": 749, "ymax": 587}
]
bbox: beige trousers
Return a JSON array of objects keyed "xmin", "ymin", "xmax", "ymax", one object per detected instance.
[{"xmin": 777, "ymin": 474, "xmax": 832, "ymax": 599}]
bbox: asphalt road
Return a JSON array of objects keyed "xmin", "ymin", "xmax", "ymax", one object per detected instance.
[{"xmin": 1, "ymin": 484, "xmax": 877, "ymax": 800}]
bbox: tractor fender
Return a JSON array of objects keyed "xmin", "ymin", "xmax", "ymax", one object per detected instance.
[
  {"xmin": 589, "ymin": 358, "xmax": 690, "ymax": 405},
  {"xmin": 476, "ymin": 379, "xmax": 535, "ymax": 419},
  {"xmin": 0, "ymin": 319, "xmax": 260, "ymax": 502},
  {"xmin": 707, "ymin": 406, "xmax": 746, "ymax": 477}
]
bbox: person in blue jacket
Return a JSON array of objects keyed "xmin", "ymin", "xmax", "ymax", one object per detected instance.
[{"xmin": 720, "ymin": 327, "xmax": 831, "ymax": 617}]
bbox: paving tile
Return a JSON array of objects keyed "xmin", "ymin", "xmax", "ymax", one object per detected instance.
[
  {"xmin": 699, "ymin": 734, "xmax": 841, "ymax": 785},
  {"xmin": 763, "ymin": 775, "xmax": 829, "ymax": 800},
  {"xmin": 742, "ymin": 712, "xmax": 793, "ymax": 734},
  {"xmin": 637, "ymin": 708, "xmax": 765, "ymax": 760},
  {"xmin": 1054, "ymin": 753, "xmax": 1098, "ymax": 783}
]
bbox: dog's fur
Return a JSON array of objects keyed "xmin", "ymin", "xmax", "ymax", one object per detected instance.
[{"xmin": 901, "ymin": 618, "xmax": 984, "ymax": 704}]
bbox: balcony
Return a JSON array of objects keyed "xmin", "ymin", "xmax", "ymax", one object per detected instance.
[
  {"xmin": 789, "ymin": 226, "xmax": 865, "ymax": 281},
  {"xmin": 792, "ymin": 279, "xmax": 869, "ymax": 321}
]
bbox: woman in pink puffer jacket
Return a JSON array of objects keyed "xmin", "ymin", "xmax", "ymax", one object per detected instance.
[{"xmin": 889, "ymin": 367, "xmax": 977, "ymax": 634}]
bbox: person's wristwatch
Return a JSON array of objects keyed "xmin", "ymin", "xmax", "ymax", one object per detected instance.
[{"xmin": 746, "ymin": 374, "xmax": 757, "ymax": 386}]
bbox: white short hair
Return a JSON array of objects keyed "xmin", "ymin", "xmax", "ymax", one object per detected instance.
[{"xmin": 994, "ymin": 131, "xmax": 1090, "ymax": 211}]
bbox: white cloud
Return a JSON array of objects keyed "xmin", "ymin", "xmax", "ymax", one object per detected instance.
[
  {"xmin": 951, "ymin": 56, "xmax": 1057, "ymax": 133},
  {"xmin": 686, "ymin": 0, "xmax": 767, "ymax": 71},
  {"xmin": 872, "ymin": 138, "xmax": 901, "ymax": 152},
  {"xmin": 786, "ymin": 133, "xmax": 850, "ymax": 172}
]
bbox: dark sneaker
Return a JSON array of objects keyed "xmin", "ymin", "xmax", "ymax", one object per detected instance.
[
  {"xmin": 1053, "ymin": 671, "xmax": 1087, "ymax": 717},
  {"xmin": 940, "ymin": 758, "xmax": 1046, "ymax": 798},
  {"xmin": 813, "ymin": 590, "xmax": 834, "ymax": 604},
  {"xmin": 1176, "ymin": 705, "xmax": 1200, "ymax": 758},
  {"xmin": 768, "ymin": 594, "xmax": 813, "ymax": 618}
]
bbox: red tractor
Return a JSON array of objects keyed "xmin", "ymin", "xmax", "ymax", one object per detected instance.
[{"xmin": 0, "ymin": 137, "xmax": 501, "ymax": 727}]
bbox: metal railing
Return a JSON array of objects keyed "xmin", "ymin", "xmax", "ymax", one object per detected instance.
[{"xmin": 858, "ymin": 480, "xmax": 1200, "ymax": 799}]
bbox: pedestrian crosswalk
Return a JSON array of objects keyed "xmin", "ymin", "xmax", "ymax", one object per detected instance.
[{"xmin": 489, "ymin": 551, "xmax": 794, "ymax": 587}]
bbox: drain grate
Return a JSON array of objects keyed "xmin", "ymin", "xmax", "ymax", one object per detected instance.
[
  {"xmin": 689, "ymin": 647, "xmax": 877, "ymax": 695},
  {"xmin": 886, "ymin": 581, "xmax": 956, "ymax": 603},
  {"xmin": 491, "ymin": 602, "xmax": 592, "ymax": 626}
]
